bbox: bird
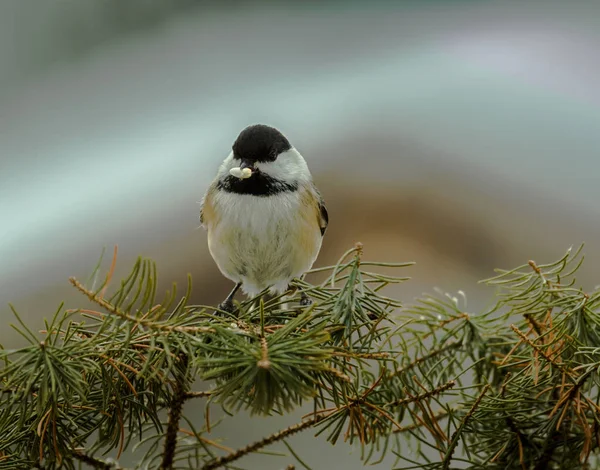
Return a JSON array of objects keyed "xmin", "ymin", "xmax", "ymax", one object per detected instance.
[{"xmin": 199, "ymin": 124, "xmax": 328, "ymax": 313}]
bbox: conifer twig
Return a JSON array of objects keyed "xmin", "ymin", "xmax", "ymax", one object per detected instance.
[
  {"xmin": 160, "ymin": 354, "xmax": 189, "ymax": 470},
  {"xmin": 392, "ymin": 341, "xmax": 462, "ymax": 377},
  {"xmin": 388, "ymin": 380, "xmax": 455, "ymax": 408},
  {"xmin": 200, "ymin": 416, "xmax": 323, "ymax": 470},
  {"xmin": 69, "ymin": 277, "xmax": 213, "ymax": 334},
  {"xmin": 72, "ymin": 451, "xmax": 115, "ymax": 469},
  {"xmin": 392, "ymin": 408, "xmax": 455, "ymax": 434},
  {"xmin": 184, "ymin": 390, "xmax": 214, "ymax": 399},
  {"xmin": 510, "ymin": 324, "xmax": 575, "ymax": 377},
  {"xmin": 441, "ymin": 384, "xmax": 490, "ymax": 469}
]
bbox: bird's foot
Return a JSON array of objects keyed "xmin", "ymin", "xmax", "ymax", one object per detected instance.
[
  {"xmin": 216, "ymin": 299, "xmax": 236, "ymax": 315},
  {"xmin": 299, "ymin": 292, "xmax": 313, "ymax": 307},
  {"xmin": 285, "ymin": 282, "xmax": 312, "ymax": 308}
]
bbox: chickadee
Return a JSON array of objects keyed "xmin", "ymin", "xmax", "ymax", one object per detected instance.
[{"xmin": 200, "ymin": 124, "xmax": 328, "ymax": 313}]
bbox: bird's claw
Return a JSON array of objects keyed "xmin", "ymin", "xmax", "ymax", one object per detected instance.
[
  {"xmin": 217, "ymin": 299, "xmax": 236, "ymax": 314},
  {"xmin": 299, "ymin": 294, "xmax": 313, "ymax": 307}
]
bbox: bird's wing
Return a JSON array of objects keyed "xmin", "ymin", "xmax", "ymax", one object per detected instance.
[
  {"xmin": 199, "ymin": 199, "xmax": 206, "ymax": 229},
  {"xmin": 315, "ymin": 187, "xmax": 329, "ymax": 237},
  {"xmin": 199, "ymin": 183, "xmax": 216, "ymax": 230}
]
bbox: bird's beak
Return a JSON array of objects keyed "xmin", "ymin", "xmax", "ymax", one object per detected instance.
[{"xmin": 239, "ymin": 159, "xmax": 255, "ymax": 171}]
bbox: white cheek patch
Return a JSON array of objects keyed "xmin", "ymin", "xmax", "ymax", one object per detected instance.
[{"xmin": 229, "ymin": 167, "xmax": 252, "ymax": 179}]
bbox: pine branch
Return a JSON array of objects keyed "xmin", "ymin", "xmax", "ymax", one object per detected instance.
[
  {"xmin": 392, "ymin": 341, "xmax": 462, "ymax": 377},
  {"xmin": 441, "ymin": 384, "xmax": 490, "ymax": 469},
  {"xmin": 184, "ymin": 390, "xmax": 213, "ymax": 399},
  {"xmin": 72, "ymin": 451, "xmax": 116, "ymax": 469},
  {"xmin": 392, "ymin": 408, "xmax": 454, "ymax": 434},
  {"xmin": 510, "ymin": 324, "xmax": 576, "ymax": 377},
  {"xmin": 388, "ymin": 380, "xmax": 455, "ymax": 408},
  {"xmin": 69, "ymin": 277, "xmax": 214, "ymax": 334},
  {"xmin": 160, "ymin": 354, "xmax": 189, "ymax": 470},
  {"xmin": 2, "ymin": 244, "xmax": 600, "ymax": 469},
  {"xmin": 200, "ymin": 416, "xmax": 323, "ymax": 470}
]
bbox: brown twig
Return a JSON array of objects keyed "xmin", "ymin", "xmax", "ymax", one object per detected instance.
[
  {"xmin": 510, "ymin": 324, "xmax": 575, "ymax": 378},
  {"xmin": 72, "ymin": 451, "xmax": 114, "ymax": 469},
  {"xmin": 257, "ymin": 337, "xmax": 270, "ymax": 369},
  {"xmin": 393, "ymin": 408, "xmax": 454, "ymax": 434},
  {"xmin": 391, "ymin": 341, "xmax": 462, "ymax": 378},
  {"xmin": 70, "ymin": 277, "xmax": 213, "ymax": 334},
  {"xmin": 200, "ymin": 416, "xmax": 323, "ymax": 470},
  {"xmin": 441, "ymin": 384, "xmax": 490, "ymax": 469},
  {"xmin": 388, "ymin": 380, "xmax": 455, "ymax": 408},
  {"xmin": 184, "ymin": 390, "xmax": 214, "ymax": 400},
  {"xmin": 160, "ymin": 354, "xmax": 189, "ymax": 470}
]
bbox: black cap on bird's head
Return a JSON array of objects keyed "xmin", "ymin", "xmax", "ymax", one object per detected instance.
[{"xmin": 232, "ymin": 124, "xmax": 291, "ymax": 170}]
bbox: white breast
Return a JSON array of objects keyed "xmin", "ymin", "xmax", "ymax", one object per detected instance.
[{"xmin": 207, "ymin": 189, "xmax": 322, "ymax": 296}]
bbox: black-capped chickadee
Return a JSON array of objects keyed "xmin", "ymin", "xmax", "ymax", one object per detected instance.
[{"xmin": 200, "ymin": 124, "xmax": 328, "ymax": 313}]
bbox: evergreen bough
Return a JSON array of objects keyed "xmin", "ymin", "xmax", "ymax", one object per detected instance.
[{"xmin": 1, "ymin": 243, "xmax": 600, "ymax": 469}]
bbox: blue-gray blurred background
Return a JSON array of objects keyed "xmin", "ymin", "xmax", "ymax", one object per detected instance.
[{"xmin": 2, "ymin": 0, "xmax": 600, "ymax": 468}]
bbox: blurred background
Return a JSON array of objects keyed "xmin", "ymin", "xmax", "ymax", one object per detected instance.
[{"xmin": 2, "ymin": 0, "xmax": 600, "ymax": 468}]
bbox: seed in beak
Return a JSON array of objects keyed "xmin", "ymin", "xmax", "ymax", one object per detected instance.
[{"xmin": 229, "ymin": 167, "xmax": 253, "ymax": 179}]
